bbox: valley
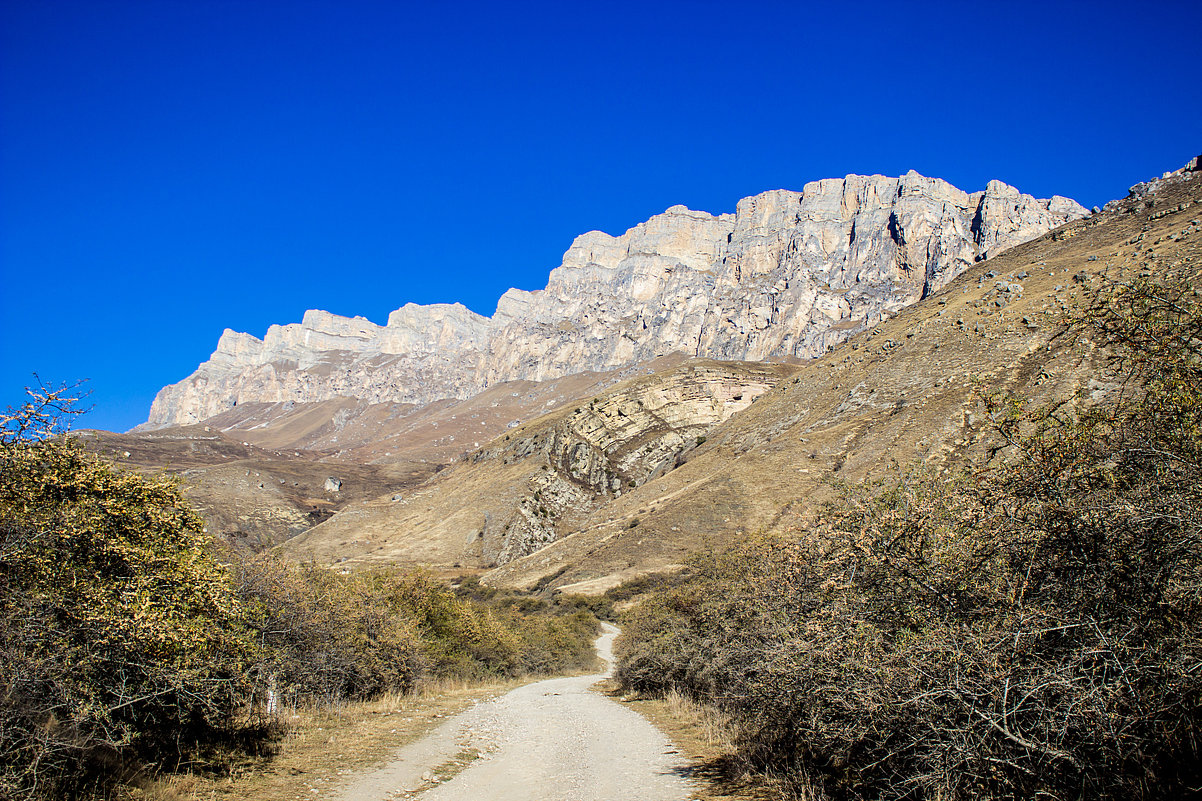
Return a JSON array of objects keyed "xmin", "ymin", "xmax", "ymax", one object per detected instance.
[
  {"xmin": 21, "ymin": 157, "xmax": 1202, "ymax": 801},
  {"xmin": 6, "ymin": 4, "xmax": 1198, "ymax": 799}
]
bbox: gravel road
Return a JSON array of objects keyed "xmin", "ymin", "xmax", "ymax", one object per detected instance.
[{"xmin": 336, "ymin": 622, "xmax": 697, "ymax": 801}]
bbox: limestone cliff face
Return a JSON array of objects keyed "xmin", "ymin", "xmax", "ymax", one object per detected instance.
[{"xmin": 145, "ymin": 172, "xmax": 1086, "ymax": 428}]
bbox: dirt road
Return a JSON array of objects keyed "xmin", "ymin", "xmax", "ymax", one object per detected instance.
[{"xmin": 336, "ymin": 622, "xmax": 697, "ymax": 801}]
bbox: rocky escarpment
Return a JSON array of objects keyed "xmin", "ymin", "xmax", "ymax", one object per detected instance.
[
  {"xmin": 146, "ymin": 172, "xmax": 1087, "ymax": 428},
  {"xmin": 482, "ymin": 362, "xmax": 784, "ymax": 562}
]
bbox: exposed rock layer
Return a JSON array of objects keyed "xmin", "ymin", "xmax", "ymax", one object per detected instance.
[{"xmin": 146, "ymin": 172, "xmax": 1086, "ymax": 428}]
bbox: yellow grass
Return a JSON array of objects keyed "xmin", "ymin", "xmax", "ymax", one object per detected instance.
[
  {"xmin": 122, "ymin": 678, "xmax": 523, "ymax": 801},
  {"xmin": 609, "ymin": 684, "xmax": 828, "ymax": 801}
]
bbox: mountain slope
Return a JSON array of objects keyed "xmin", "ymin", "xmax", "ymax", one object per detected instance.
[
  {"xmin": 75, "ymin": 426, "xmax": 435, "ymax": 549},
  {"xmin": 279, "ymin": 360, "xmax": 796, "ymax": 568},
  {"xmin": 278, "ymin": 158, "xmax": 1195, "ymax": 591},
  {"xmin": 185, "ymin": 356, "xmax": 689, "ymax": 464},
  {"xmin": 485, "ymin": 159, "xmax": 1200, "ymax": 593},
  {"xmin": 273, "ymin": 147, "xmax": 1167, "ymax": 578},
  {"xmin": 82, "ymin": 360, "xmax": 695, "ymax": 548}
]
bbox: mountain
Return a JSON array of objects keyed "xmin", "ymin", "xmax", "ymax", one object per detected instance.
[
  {"xmin": 81, "ymin": 360, "xmax": 683, "ymax": 548},
  {"xmin": 143, "ymin": 172, "xmax": 1086, "ymax": 430},
  {"xmin": 278, "ymin": 158, "xmax": 1202, "ymax": 592}
]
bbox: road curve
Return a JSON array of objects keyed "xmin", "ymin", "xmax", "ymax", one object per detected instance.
[{"xmin": 337, "ymin": 622, "xmax": 696, "ymax": 801}]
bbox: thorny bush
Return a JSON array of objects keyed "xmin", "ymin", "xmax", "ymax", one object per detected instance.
[
  {"xmin": 0, "ymin": 386, "xmax": 255, "ymax": 798},
  {"xmin": 616, "ymin": 271, "xmax": 1202, "ymax": 800}
]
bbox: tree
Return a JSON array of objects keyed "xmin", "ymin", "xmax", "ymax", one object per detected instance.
[{"xmin": 0, "ymin": 376, "xmax": 89, "ymax": 442}]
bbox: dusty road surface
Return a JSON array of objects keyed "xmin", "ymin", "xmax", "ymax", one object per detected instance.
[{"xmin": 337, "ymin": 622, "xmax": 697, "ymax": 801}]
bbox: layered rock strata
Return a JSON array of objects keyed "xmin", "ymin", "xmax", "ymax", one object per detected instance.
[{"xmin": 146, "ymin": 172, "xmax": 1086, "ymax": 428}]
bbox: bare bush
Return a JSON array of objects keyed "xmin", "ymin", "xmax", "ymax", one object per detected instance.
[{"xmin": 616, "ymin": 271, "xmax": 1202, "ymax": 799}]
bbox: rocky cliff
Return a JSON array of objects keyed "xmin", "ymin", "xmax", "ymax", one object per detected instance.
[{"xmin": 145, "ymin": 172, "xmax": 1086, "ymax": 428}]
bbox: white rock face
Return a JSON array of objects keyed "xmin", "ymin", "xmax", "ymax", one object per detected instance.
[{"xmin": 145, "ymin": 172, "xmax": 1087, "ymax": 428}]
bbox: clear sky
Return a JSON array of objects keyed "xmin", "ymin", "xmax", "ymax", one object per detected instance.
[{"xmin": 2, "ymin": 0, "xmax": 1200, "ymax": 433}]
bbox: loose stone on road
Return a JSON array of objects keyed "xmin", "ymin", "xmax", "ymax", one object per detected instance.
[{"xmin": 337, "ymin": 622, "xmax": 697, "ymax": 801}]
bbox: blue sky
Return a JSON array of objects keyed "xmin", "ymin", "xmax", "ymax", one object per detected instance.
[{"xmin": 2, "ymin": 0, "xmax": 1200, "ymax": 433}]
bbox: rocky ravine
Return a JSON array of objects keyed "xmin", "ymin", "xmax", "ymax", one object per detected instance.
[{"xmin": 146, "ymin": 172, "xmax": 1086, "ymax": 428}]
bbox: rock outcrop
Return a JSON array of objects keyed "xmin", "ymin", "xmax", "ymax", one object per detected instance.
[{"xmin": 146, "ymin": 172, "xmax": 1087, "ymax": 428}]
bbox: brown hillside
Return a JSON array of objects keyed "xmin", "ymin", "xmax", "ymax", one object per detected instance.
[
  {"xmin": 75, "ymin": 426, "xmax": 433, "ymax": 549},
  {"xmin": 279, "ymin": 360, "xmax": 797, "ymax": 568},
  {"xmin": 486, "ymin": 163, "xmax": 1201, "ymax": 593},
  {"xmin": 78, "ymin": 359, "xmax": 688, "ymax": 549}
]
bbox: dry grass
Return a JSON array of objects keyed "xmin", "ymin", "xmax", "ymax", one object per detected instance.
[
  {"xmin": 487, "ymin": 169, "xmax": 1202, "ymax": 595},
  {"xmin": 121, "ymin": 678, "xmax": 522, "ymax": 801},
  {"xmin": 605, "ymin": 683, "xmax": 819, "ymax": 800}
]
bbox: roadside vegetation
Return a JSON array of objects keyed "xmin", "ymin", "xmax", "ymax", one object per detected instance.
[
  {"xmin": 615, "ymin": 270, "xmax": 1202, "ymax": 799},
  {"xmin": 0, "ymin": 390, "xmax": 598, "ymax": 800}
]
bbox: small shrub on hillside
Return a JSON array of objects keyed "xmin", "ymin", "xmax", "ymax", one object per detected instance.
[{"xmin": 603, "ymin": 569, "xmax": 688, "ymax": 604}]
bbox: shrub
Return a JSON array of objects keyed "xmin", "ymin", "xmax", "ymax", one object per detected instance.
[
  {"xmin": 616, "ymin": 271, "xmax": 1202, "ymax": 799},
  {"xmin": 231, "ymin": 564, "xmax": 602, "ymax": 705},
  {"xmin": 0, "ymin": 388, "xmax": 257, "ymax": 798},
  {"xmin": 0, "ymin": 383, "xmax": 602, "ymax": 797},
  {"xmin": 449, "ymin": 575, "xmax": 602, "ymax": 672},
  {"xmin": 232, "ymin": 557, "xmax": 425, "ymax": 704}
]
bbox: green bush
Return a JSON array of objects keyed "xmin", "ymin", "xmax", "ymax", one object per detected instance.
[
  {"xmin": 0, "ymin": 421, "xmax": 257, "ymax": 797},
  {"xmin": 232, "ymin": 557, "xmax": 425, "ymax": 703},
  {"xmin": 449, "ymin": 575, "xmax": 601, "ymax": 672},
  {"xmin": 232, "ymin": 564, "xmax": 602, "ymax": 701}
]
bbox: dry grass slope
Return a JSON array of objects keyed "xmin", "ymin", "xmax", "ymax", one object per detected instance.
[
  {"xmin": 489, "ymin": 164, "xmax": 1202, "ymax": 593},
  {"xmin": 278, "ymin": 360, "xmax": 796, "ymax": 570},
  {"xmin": 77, "ymin": 425, "xmax": 434, "ymax": 549}
]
